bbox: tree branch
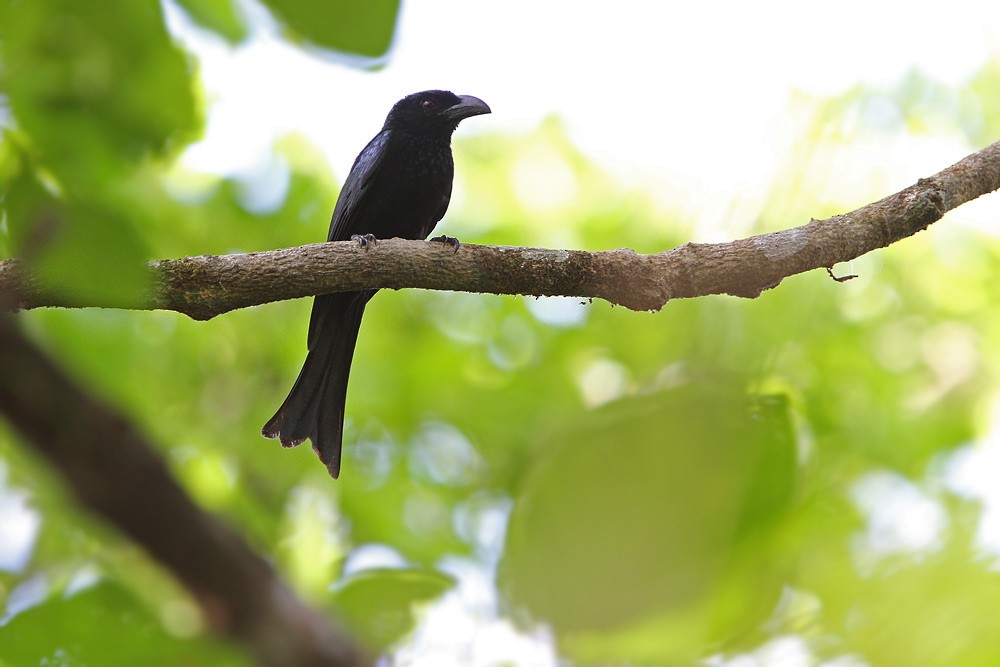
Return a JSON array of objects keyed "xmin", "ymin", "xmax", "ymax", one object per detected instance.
[
  {"xmin": 2, "ymin": 139, "xmax": 999, "ymax": 319},
  {"xmin": 0, "ymin": 311, "xmax": 371, "ymax": 667}
]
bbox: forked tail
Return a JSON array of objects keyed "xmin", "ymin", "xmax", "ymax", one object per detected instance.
[{"xmin": 262, "ymin": 290, "xmax": 374, "ymax": 478}]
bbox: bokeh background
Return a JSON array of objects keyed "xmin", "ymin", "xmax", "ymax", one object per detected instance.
[{"xmin": 3, "ymin": 1, "xmax": 1000, "ymax": 665}]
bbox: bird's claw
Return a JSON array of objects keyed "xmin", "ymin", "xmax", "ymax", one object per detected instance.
[
  {"xmin": 351, "ymin": 233, "xmax": 378, "ymax": 250},
  {"xmin": 430, "ymin": 235, "xmax": 461, "ymax": 252}
]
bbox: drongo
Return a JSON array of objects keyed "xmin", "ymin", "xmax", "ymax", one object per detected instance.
[{"xmin": 263, "ymin": 90, "xmax": 491, "ymax": 478}]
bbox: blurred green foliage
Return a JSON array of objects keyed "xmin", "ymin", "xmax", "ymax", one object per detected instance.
[
  {"xmin": 173, "ymin": 0, "xmax": 249, "ymax": 45},
  {"xmin": 259, "ymin": 0, "xmax": 400, "ymax": 62},
  {"xmin": 501, "ymin": 389, "xmax": 796, "ymax": 663},
  {"xmin": 0, "ymin": 0, "xmax": 199, "ymax": 305},
  {"xmin": 2, "ymin": 1, "xmax": 1000, "ymax": 665},
  {"xmin": 0, "ymin": 581, "xmax": 250, "ymax": 667},
  {"xmin": 333, "ymin": 568, "xmax": 455, "ymax": 651}
]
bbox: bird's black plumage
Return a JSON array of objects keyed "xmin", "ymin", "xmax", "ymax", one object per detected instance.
[{"xmin": 262, "ymin": 90, "xmax": 491, "ymax": 478}]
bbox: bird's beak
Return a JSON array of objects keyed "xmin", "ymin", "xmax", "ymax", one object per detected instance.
[{"xmin": 442, "ymin": 95, "xmax": 491, "ymax": 121}]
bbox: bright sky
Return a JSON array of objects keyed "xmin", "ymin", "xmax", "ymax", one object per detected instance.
[{"xmin": 172, "ymin": 0, "xmax": 1000, "ymax": 204}]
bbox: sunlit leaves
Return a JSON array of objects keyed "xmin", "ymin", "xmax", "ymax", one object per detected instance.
[
  {"xmin": 967, "ymin": 61, "xmax": 1000, "ymax": 146},
  {"xmin": 174, "ymin": 0, "xmax": 249, "ymax": 45},
  {"xmin": 0, "ymin": 581, "xmax": 250, "ymax": 667},
  {"xmin": 0, "ymin": 0, "xmax": 199, "ymax": 303},
  {"xmin": 3, "ymin": 172, "xmax": 154, "ymax": 306},
  {"xmin": 260, "ymin": 0, "xmax": 400, "ymax": 61},
  {"xmin": 333, "ymin": 568, "xmax": 454, "ymax": 652},
  {"xmin": 500, "ymin": 388, "xmax": 796, "ymax": 662},
  {"xmin": 0, "ymin": 0, "xmax": 200, "ymax": 178},
  {"xmin": 842, "ymin": 530, "xmax": 1000, "ymax": 667}
]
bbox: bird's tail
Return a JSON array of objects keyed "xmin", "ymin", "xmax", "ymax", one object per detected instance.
[{"xmin": 262, "ymin": 290, "xmax": 375, "ymax": 478}]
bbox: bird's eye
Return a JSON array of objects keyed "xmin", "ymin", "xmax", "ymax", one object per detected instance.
[{"xmin": 421, "ymin": 99, "xmax": 437, "ymax": 113}]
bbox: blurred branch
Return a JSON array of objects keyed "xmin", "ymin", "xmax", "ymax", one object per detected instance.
[
  {"xmin": 0, "ymin": 311, "xmax": 371, "ymax": 667},
  {"xmin": 2, "ymin": 139, "xmax": 999, "ymax": 318}
]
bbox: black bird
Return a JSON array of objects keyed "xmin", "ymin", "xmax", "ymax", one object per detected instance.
[{"xmin": 262, "ymin": 90, "xmax": 491, "ymax": 478}]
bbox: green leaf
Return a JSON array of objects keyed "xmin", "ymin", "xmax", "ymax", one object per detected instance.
[
  {"xmin": 500, "ymin": 386, "xmax": 797, "ymax": 663},
  {"xmin": 260, "ymin": 0, "xmax": 400, "ymax": 60},
  {"xmin": 174, "ymin": 0, "xmax": 249, "ymax": 45},
  {"xmin": 0, "ymin": 0, "xmax": 200, "ymax": 185},
  {"xmin": 0, "ymin": 0, "xmax": 196, "ymax": 303},
  {"xmin": 825, "ymin": 524, "xmax": 1000, "ymax": 667},
  {"xmin": 0, "ymin": 581, "xmax": 250, "ymax": 667},
  {"xmin": 4, "ymin": 164, "xmax": 152, "ymax": 307},
  {"xmin": 333, "ymin": 567, "xmax": 455, "ymax": 652}
]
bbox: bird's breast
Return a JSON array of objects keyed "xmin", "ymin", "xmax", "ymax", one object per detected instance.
[{"xmin": 371, "ymin": 141, "xmax": 455, "ymax": 240}]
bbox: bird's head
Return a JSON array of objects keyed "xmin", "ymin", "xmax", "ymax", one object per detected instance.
[{"xmin": 383, "ymin": 90, "xmax": 491, "ymax": 135}]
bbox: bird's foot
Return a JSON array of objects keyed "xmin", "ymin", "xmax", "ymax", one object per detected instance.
[
  {"xmin": 351, "ymin": 233, "xmax": 378, "ymax": 250},
  {"xmin": 430, "ymin": 235, "xmax": 461, "ymax": 252}
]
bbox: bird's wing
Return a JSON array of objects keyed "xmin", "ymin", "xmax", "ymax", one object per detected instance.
[
  {"xmin": 308, "ymin": 130, "xmax": 392, "ymax": 349},
  {"xmin": 327, "ymin": 130, "xmax": 392, "ymax": 242}
]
